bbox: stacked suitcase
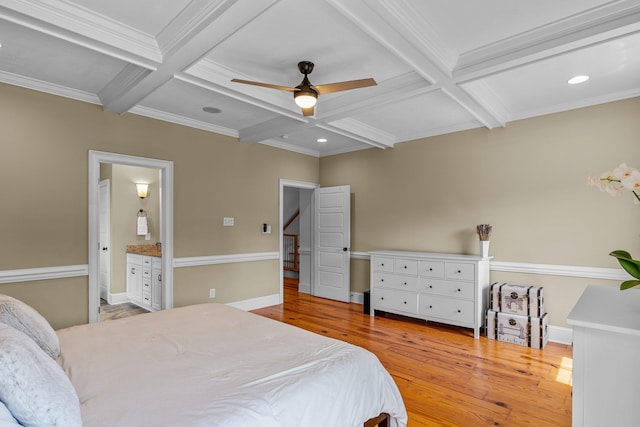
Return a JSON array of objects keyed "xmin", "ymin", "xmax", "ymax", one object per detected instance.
[{"xmin": 486, "ymin": 282, "xmax": 548, "ymax": 349}]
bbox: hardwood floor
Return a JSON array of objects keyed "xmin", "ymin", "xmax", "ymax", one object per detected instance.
[{"xmin": 252, "ymin": 279, "xmax": 572, "ymax": 427}]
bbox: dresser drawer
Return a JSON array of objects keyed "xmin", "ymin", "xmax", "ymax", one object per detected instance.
[
  {"xmin": 419, "ymin": 260, "xmax": 445, "ymax": 278},
  {"xmin": 372, "ymin": 273, "xmax": 420, "ymax": 292},
  {"xmin": 374, "ymin": 288, "xmax": 418, "ymax": 315},
  {"xmin": 419, "ymin": 295, "xmax": 474, "ymax": 324},
  {"xmin": 419, "ymin": 279, "xmax": 474, "ymax": 300},
  {"xmin": 394, "ymin": 259, "xmax": 418, "ymax": 275},
  {"xmin": 372, "ymin": 257, "xmax": 395, "ymax": 272},
  {"xmin": 445, "ymin": 262, "xmax": 475, "ymax": 281}
]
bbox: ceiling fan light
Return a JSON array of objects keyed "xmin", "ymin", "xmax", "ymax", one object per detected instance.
[{"xmin": 294, "ymin": 91, "xmax": 317, "ymax": 108}]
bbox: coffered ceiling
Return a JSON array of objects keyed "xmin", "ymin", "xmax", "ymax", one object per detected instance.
[{"xmin": 1, "ymin": 0, "xmax": 639, "ymax": 156}]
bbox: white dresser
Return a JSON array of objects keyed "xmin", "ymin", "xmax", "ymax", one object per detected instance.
[
  {"xmin": 567, "ymin": 285, "xmax": 640, "ymax": 427},
  {"xmin": 369, "ymin": 251, "xmax": 491, "ymax": 338}
]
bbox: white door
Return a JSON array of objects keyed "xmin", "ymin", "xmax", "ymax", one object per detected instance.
[
  {"xmin": 98, "ymin": 179, "xmax": 111, "ymax": 301},
  {"xmin": 313, "ymin": 185, "xmax": 350, "ymax": 302}
]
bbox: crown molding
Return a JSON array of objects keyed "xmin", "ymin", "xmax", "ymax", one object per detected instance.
[
  {"xmin": 0, "ymin": 70, "xmax": 100, "ymax": 104},
  {"xmin": 130, "ymin": 105, "xmax": 238, "ymax": 139},
  {"xmin": 508, "ymin": 87, "xmax": 640, "ymax": 123},
  {"xmin": 321, "ymin": 119, "xmax": 395, "ymax": 149},
  {"xmin": 258, "ymin": 139, "xmax": 321, "ymax": 158}
]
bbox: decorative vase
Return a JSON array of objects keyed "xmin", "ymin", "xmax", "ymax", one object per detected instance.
[{"xmin": 480, "ymin": 240, "xmax": 490, "ymax": 258}]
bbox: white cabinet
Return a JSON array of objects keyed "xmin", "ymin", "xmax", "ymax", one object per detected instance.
[
  {"xmin": 370, "ymin": 251, "xmax": 491, "ymax": 338},
  {"xmin": 126, "ymin": 254, "xmax": 143, "ymax": 304},
  {"xmin": 126, "ymin": 253, "xmax": 162, "ymax": 311},
  {"xmin": 151, "ymin": 257, "xmax": 162, "ymax": 311},
  {"xmin": 567, "ymin": 285, "xmax": 640, "ymax": 427}
]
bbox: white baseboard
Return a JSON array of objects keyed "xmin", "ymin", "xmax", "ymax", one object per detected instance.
[
  {"xmin": 107, "ymin": 292, "xmax": 129, "ymax": 305},
  {"xmin": 350, "ymin": 291, "xmax": 364, "ymax": 305},
  {"xmin": 226, "ymin": 293, "xmax": 280, "ymax": 311},
  {"xmin": 298, "ymin": 282, "xmax": 311, "ymax": 294},
  {"xmin": 548, "ymin": 325, "xmax": 573, "ymax": 345}
]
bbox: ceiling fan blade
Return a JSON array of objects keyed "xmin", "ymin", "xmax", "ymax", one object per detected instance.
[
  {"xmin": 231, "ymin": 79, "xmax": 297, "ymax": 92},
  {"xmin": 302, "ymin": 106, "xmax": 315, "ymax": 116},
  {"xmin": 314, "ymin": 78, "xmax": 377, "ymax": 95}
]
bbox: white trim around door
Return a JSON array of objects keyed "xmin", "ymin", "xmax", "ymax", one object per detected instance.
[
  {"xmin": 88, "ymin": 150, "xmax": 174, "ymax": 323},
  {"xmin": 279, "ymin": 179, "xmax": 319, "ymax": 304}
]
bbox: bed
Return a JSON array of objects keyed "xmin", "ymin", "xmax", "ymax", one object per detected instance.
[{"xmin": 0, "ymin": 296, "xmax": 407, "ymax": 427}]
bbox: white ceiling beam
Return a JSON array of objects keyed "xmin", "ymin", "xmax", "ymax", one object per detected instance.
[
  {"xmin": 0, "ymin": 3, "xmax": 160, "ymax": 68},
  {"xmin": 238, "ymin": 116, "xmax": 313, "ymax": 143},
  {"xmin": 318, "ymin": 121, "xmax": 394, "ymax": 149},
  {"xmin": 318, "ymin": 72, "xmax": 436, "ymax": 122},
  {"xmin": 328, "ymin": 0, "xmax": 504, "ymax": 130},
  {"xmin": 98, "ymin": 64, "xmax": 154, "ymax": 108},
  {"xmin": 454, "ymin": 2, "xmax": 640, "ymax": 83},
  {"xmin": 99, "ymin": 0, "xmax": 246, "ymax": 113}
]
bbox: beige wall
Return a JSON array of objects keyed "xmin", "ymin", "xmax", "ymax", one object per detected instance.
[
  {"xmin": 0, "ymin": 82, "xmax": 319, "ymax": 329},
  {"xmin": 321, "ymin": 97, "xmax": 640, "ymax": 328},
  {"xmin": 108, "ymin": 165, "xmax": 161, "ymax": 294},
  {"xmin": 1, "ymin": 80, "xmax": 638, "ymax": 331}
]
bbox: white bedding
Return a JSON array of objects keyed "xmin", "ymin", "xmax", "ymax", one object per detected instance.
[{"xmin": 56, "ymin": 303, "xmax": 407, "ymax": 427}]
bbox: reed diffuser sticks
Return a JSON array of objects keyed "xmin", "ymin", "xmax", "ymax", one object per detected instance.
[{"xmin": 476, "ymin": 224, "xmax": 492, "ymax": 241}]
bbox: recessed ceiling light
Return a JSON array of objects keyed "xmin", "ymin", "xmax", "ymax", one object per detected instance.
[
  {"xmin": 568, "ymin": 75, "xmax": 589, "ymax": 85},
  {"xmin": 202, "ymin": 106, "xmax": 221, "ymax": 114},
  {"xmin": 317, "ymin": 138, "xmax": 327, "ymax": 143}
]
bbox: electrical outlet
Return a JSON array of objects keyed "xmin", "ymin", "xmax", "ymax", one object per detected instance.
[
  {"xmin": 209, "ymin": 288, "xmax": 216, "ymax": 298},
  {"xmin": 223, "ymin": 217, "xmax": 234, "ymax": 226}
]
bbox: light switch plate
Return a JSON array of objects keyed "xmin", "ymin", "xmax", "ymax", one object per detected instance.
[{"xmin": 223, "ymin": 217, "xmax": 234, "ymax": 226}]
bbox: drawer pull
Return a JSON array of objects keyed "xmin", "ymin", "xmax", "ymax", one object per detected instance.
[
  {"xmin": 403, "ymin": 265, "xmax": 407, "ymax": 269},
  {"xmin": 429, "ymin": 285, "xmax": 433, "ymax": 289},
  {"xmin": 457, "ymin": 309, "xmax": 461, "ymax": 313},
  {"xmin": 381, "ymin": 263, "xmax": 385, "ymax": 267},
  {"xmin": 381, "ymin": 297, "xmax": 384, "ymax": 300},
  {"xmin": 429, "ymin": 305, "xmax": 433, "ymax": 309},
  {"xmin": 403, "ymin": 282, "xmax": 407, "ymax": 286},
  {"xmin": 403, "ymin": 301, "xmax": 407, "ymax": 304},
  {"xmin": 131, "ymin": 268, "xmax": 135, "ymax": 274},
  {"xmin": 457, "ymin": 270, "xmax": 462, "ymax": 273},
  {"xmin": 457, "ymin": 289, "xmax": 461, "ymax": 292}
]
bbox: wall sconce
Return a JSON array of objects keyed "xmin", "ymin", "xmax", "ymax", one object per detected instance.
[{"xmin": 136, "ymin": 183, "xmax": 149, "ymax": 199}]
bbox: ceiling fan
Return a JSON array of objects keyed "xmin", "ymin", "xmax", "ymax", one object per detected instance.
[{"xmin": 231, "ymin": 61, "xmax": 377, "ymax": 116}]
